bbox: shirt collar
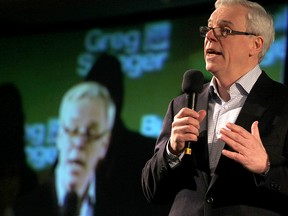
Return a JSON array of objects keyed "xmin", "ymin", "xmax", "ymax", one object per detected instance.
[
  {"xmin": 209, "ymin": 64, "xmax": 262, "ymax": 99},
  {"xmin": 236, "ymin": 64, "xmax": 262, "ymax": 94},
  {"xmin": 55, "ymin": 167, "xmax": 96, "ymax": 206}
]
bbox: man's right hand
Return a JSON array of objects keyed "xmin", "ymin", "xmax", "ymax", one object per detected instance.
[{"xmin": 169, "ymin": 108, "xmax": 206, "ymax": 155}]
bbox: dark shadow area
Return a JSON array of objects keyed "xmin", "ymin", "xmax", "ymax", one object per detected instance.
[
  {"xmin": 0, "ymin": 83, "xmax": 38, "ymax": 215},
  {"xmin": 86, "ymin": 53, "xmax": 171, "ymax": 215}
]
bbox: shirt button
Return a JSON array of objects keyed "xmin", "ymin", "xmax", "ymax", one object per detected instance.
[
  {"xmin": 216, "ymin": 130, "xmax": 221, "ymax": 138},
  {"xmin": 206, "ymin": 197, "xmax": 214, "ymax": 204}
]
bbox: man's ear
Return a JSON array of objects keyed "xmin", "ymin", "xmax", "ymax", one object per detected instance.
[
  {"xmin": 99, "ymin": 134, "xmax": 111, "ymax": 158},
  {"xmin": 250, "ymin": 35, "xmax": 264, "ymax": 57}
]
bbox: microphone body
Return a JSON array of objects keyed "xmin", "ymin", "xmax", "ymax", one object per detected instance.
[
  {"xmin": 181, "ymin": 70, "xmax": 204, "ymax": 155},
  {"xmin": 185, "ymin": 91, "xmax": 197, "ymax": 109},
  {"xmin": 184, "ymin": 92, "xmax": 197, "ymax": 155}
]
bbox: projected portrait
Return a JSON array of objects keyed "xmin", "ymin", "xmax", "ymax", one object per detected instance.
[{"xmin": 15, "ymin": 81, "xmax": 116, "ymax": 216}]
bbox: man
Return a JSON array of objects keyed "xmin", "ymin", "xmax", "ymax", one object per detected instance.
[
  {"xmin": 15, "ymin": 81, "xmax": 116, "ymax": 216},
  {"xmin": 141, "ymin": 0, "xmax": 288, "ymax": 215},
  {"xmin": 55, "ymin": 81, "xmax": 115, "ymax": 215}
]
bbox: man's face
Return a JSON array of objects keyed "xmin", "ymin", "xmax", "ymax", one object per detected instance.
[
  {"xmin": 57, "ymin": 97, "xmax": 110, "ymax": 192},
  {"xmin": 204, "ymin": 5, "xmax": 255, "ymax": 79}
]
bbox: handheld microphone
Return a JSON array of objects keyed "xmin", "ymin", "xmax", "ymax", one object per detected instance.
[{"xmin": 181, "ymin": 69, "xmax": 204, "ymax": 155}]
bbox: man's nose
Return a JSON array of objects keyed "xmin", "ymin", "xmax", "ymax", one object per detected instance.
[
  {"xmin": 71, "ymin": 134, "xmax": 88, "ymax": 148},
  {"xmin": 206, "ymin": 29, "xmax": 218, "ymax": 42}
]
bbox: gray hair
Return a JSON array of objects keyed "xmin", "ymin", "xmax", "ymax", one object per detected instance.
[
  {"xmin": 215, "ymin": 0, "xmax": 275, "ymax": 62},
  {"xmin": 59, "ymin": 81, "xmax": 116, "ymax": 130}
]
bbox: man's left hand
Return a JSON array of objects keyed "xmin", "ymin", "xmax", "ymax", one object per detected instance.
[{"xmin": 220, "ymin": 121, "xmax": 269, "ymax": 174}]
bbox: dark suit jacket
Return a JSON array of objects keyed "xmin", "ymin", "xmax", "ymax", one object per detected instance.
[
  {"xmin": 142, "ymin": 72, "xmax": 288, "ymax": 216},
  {"xmin": 13, "ymin": 175, "xmax": 119, "ymax": 216},
  {"xmin": 13, "ymin": 173, "xmax": 112, "ymax": 216}
]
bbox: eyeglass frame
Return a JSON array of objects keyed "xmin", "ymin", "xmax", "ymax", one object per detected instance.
[
  {"xmin": 61, "ymin": 124, "xmax": 110, "ymax": 143},
  {"xmin": 199, "ymin": 26, "xmax": 257, "ymax": 38}
]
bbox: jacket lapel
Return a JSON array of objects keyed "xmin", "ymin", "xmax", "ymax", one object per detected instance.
[
  {"xmin": 207, "ymin": 71, "xmax": 273, "ymax": 190},
  {"xmin": 234, "ymin": 72, "xmax": 272, "ymax": 130},
  {"xmin": 196, "ymin": 83, "xmax": 210, "ymax": 134},
  {"xmin": 193, "ymin": 83, "xmax": 211, "ymax": 187}
]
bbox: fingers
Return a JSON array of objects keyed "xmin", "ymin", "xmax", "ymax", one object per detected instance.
[
  {"xmin": 220, "ymin": 123, "xmax": 249, "ymax": 168},
  {"xmin": 176, "ymin": 108, "xmax": 207, "ymax": 121},
  {"xmin": 220, "ymin": 122, "xmax": 252, "ymax": 159},
  {"xmin": 222, "ymin": 149, "xmax": 243, "ymax": 163},
  {"xmin": 220, "ymin": 121, "xmax": 260, "ymax": 149},
  {"xmin": 220, "ymin": 123, "xmax": 245, "ymax": 148},
  {"xmin": 220, "ymin": 128, "xmax": 246, "ymax": 154},
  {"xmin": 251, "ymin": 121, "xmax": 267, "ymax": 152},
  {"xmin": 174, "ymin": 108, "xmax": 206, "ymax": 130},
  {"xmin": 170, "ymin": 108, "xmax": 206, "ymax": 154},
  {"xmin": 198, "ymin": 110, "xmax": 207, "ymax": 123},
  {"xmin": 251, "ymin": 121, "xmax": 260, "ymax": 140},
  {"xmin": 225, "ymin": 122, "xmax": 250, "ymax": 139},
  {"xmin": 175, "ymin": 107, "xmax": 200, "ymax": 119},
  {"xmin": 171, "ymin": 123, "xmax": 200, "ymax": 140},
  {"xmin": 220, "ymin": 121, "xmax": 269, "ymax": 173}
]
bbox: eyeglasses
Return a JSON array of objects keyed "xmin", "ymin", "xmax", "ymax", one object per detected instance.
[
  {"xmin": 199, "ymin": 26, "xmax": 256, "ymax": 38},
  {"xmin": 62, "ymin": 125, "xmax": 109, "ymax": 143}
]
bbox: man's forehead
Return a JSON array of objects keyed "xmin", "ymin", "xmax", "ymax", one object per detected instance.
[
  {"xmin": 208, "ymin": 19, "xmax": 234, "ymax": 26},
  {"xmin": 62, "ymin": 97, "xmax": 105, "ymax": 112},
  {"xmin": 61, "ymin": 100, "xmax": 107, "ymax": 124},
  {"xmin": 208, "ymin": 5, "xmax": 247, "ymax": 27}
]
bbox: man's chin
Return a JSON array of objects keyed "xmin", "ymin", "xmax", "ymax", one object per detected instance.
[
  {"xmin": 205, "ymin": 63, "xmax": 220, "ymax": 74},
  {"xmin": 64, "ymin": 170, "xmax": 83, "ymax": 186},
  {"xmin": 206, "ymin": 66, "xmax": 215, "ymax": 74},
  {"xmin": 65, "ymin": 176, "xmax": 81, "ymax": 191}
]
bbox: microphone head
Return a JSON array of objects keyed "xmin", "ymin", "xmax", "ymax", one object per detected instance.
[{"xmin": 181, "ymin": 69, "xmax": 204, "ymax": 94}]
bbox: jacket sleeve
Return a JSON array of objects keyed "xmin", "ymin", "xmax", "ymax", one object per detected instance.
[{"xmin": 141, "ymin": 96, "xmax": 186, "ymax": 204}]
